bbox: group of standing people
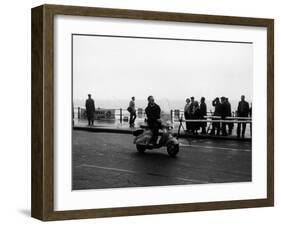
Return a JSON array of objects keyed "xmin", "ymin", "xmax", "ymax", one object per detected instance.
[
  {"xmin": 209, "ymin": 96, "xmax": 234, "ymax": 136},
  {"xmin": 184, "ymin": 97, "xmax": 207, "ymax": 135},
  {"xmin": 183, "ymin": 95, "xmax": 251, "ymax": 138}
]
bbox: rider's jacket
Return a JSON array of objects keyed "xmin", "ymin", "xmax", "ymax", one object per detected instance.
[{"xmin": 145, "ymin": 103, "xmax": 161, "ymax": 124}]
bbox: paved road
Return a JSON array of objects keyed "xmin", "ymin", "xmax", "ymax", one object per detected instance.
[{"xmin": 72, "ymin": 131, "xmax": 251, "ymax": 190}]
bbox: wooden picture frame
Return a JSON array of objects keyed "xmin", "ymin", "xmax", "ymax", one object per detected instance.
[{"xmin": 31, "ymin": 4, "xmax": 274, "ymax": 221}]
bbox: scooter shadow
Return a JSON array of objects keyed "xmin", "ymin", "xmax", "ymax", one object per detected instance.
[{"xmin": 131, "ymin": 150, "xmax": 178, "ymax": 160}]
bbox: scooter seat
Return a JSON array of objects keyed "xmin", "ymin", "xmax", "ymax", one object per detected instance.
[
  {"xmin": 132, "ymin": 129, "xmax": 144, "ymax": 136},
  {"xmin": 140, "ymin": 124, "xmax": 149, "ymax": 129}
]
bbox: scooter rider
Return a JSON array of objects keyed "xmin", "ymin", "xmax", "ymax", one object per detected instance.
[{"xmin": 145, "ymin": 96, "xmax": 161, "ymax": 145}]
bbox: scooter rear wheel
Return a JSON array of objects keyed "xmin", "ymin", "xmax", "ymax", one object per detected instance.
[
  {"xmin": 136, "ymin": 144, "xmax": 146, "ymax": 153},
  {"xmin": 167, "ymin": 144, "xmax": 179, "ymax": 157}
]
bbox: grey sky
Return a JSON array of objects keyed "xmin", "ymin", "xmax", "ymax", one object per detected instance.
[{"xmin": 73, "ymin": 34, "xmax": 253, "ymax": 103}]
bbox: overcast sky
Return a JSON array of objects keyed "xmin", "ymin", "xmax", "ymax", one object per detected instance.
[{"xmin": 73, "ymin": 34, "xmax": 253, "ymax": 102}]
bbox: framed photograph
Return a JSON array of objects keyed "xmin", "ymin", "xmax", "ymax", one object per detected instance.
[{"xmin": 31, "ymin": 4, "xmax": 274, "ymax": 221}]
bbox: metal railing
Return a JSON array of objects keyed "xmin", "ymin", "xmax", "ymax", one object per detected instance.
[
  {"xmin": 73, "ymin": 107, "xmax": 145, "ymax": 123},
  {"xmin": 74, "ymin": 107, "xmax": 220, "ymax": 122},
  {"xmin": 73, "ymin": 106, "xmax": 252, "ymax": 138},
  {"xmin": 74, "ymin": 107, "xmax": 247, "ymax": 123},
  {"xmin": 175, "ymin": 116, "xmax": 252, "ymax": 137}
]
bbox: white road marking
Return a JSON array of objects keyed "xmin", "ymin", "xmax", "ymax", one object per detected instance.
[
  {"xmin": 78, "ymin": 164, "xmax": 208, "ymax": 184},
  {"xmin": 179, "ymin": 143, "xmax": 251, "ymax": 152}
]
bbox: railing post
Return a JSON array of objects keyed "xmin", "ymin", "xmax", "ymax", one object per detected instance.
[
  {"xmin": 250, "ymin": 121, "xmax": 252, "ymax": 137},
  {"xmin": 120, "ymin": 108, "xmax": 122, "ymax": 123},
  {"xmin": 72, "ymin": 105, "xmax": 74, "ymax": 126},
  {"xmin": 78, "ymin": 107, "xmax": 80, "ymax": 119}
]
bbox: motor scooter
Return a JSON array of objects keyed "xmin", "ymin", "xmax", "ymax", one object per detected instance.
[{"xmin": 133, "ymin": 122, "xmax": 180, "ymax": 157}]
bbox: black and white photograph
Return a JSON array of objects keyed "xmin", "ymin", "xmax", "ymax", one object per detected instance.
[{"xmin": 71, "ymin": 34, "xmax": 253, "ymax": 190}]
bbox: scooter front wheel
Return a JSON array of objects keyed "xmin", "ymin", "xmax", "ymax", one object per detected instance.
[
  {"xmin": 136, "ymin": 144, "xmax": 146, "ymax": 153},
  {"xmin": 167, "ymin": 143, "xmax": 179, "ymax": 157}
]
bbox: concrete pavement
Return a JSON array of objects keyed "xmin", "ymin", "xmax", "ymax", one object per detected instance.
[{"xmin": 73, "ymin": 117, "xmax": 252, "ymax": 141}]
